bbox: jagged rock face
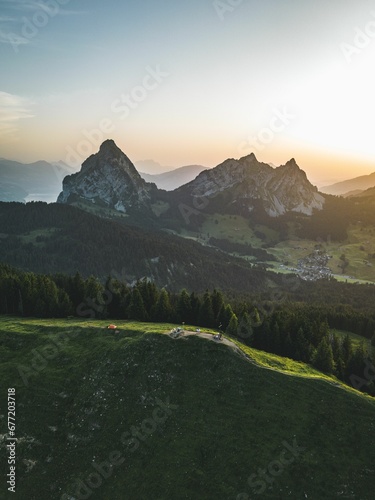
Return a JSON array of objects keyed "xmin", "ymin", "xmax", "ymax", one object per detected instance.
[
  {"xmin": 179, "ymin": 154, "xmax": 324, "ymax": 217},
  {"xmin": 57, "ymin": 140, "xmax": 154, "ymax": 212}
]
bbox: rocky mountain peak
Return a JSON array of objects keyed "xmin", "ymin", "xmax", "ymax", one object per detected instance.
[
  {"xmin": 239, "ymin": 152, "xmax": 258, "ymax": 163},
  {"xmin": 57, "ymin": 140, "xmax": 154, "ymax": 213},
  {"xmin": 100, "ymin": 138, "xmax": 119, "ymax": 152},
  {"xmin": 177, "ymin": 155, "xmax": 324, "ymax": 217},
  {"xmin": 286, "ymin": 157, "xmax": 297, "ymax": 166},
  {"xmin": 282, "ymin": 158, "xmax": 302, "ymax": 172}
]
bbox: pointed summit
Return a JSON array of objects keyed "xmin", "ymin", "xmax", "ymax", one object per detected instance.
[
  {"xmin": 239, "ymin": 152, "xmax": 258, "ymax": 163},
  {"xmin": 57, "ymin": 141, "xmax": 155, "ymax": 213},
  {"xmin": 285, "ymin": 158, "xmax": 299, "ymax": 168},
  {"xmin": 85, "ymin": 139, "xmax": 133, "ymax": 167},
  {"xmin": 99, "ymin": 139, "xmax": 122, "ymax": 155}
]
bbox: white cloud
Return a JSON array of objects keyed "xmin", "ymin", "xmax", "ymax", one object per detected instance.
[{"xmin": 0, "ymin": 91, "xmax": 34, "ymax": 140}]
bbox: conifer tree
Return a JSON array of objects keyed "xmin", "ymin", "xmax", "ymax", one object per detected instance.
[
  {"xmin": 128, "ymin": 288, "xmax": 148, "ymax": 322},
  {"xmin": 211, "ymin": 289, "xmax": 224, "ymax": 322},
  {"xmin": 198, "ymin": 291, "xmax": 215, "ymax": 328},
  {"xmin": 190, "ymin": 292, "xmax": 201, "ymax": 324},
  {"xmin": 312, "ymin": 337, "xmax": 335, "ymax": 373},
  {"xmin": 218, "ymin": 303, "xmax": 234, "ymax": 331},
  {"xmin": 176, "ymin": 289, "xmax": 192, "ymax": 324},
  {"xmin": 153, "ymin": 288, "xmax": 172, "ymax": 322},
  {"xmin": 341, "ymin": 334, "xmax": 353, "ymax": 366},
  {"xmin": 226, "ymin": 313, "xmax": 238, "ymax": 336},
  {"xmin": 237, "ymin": 312, "xmax": 253, "ymax": 342}
]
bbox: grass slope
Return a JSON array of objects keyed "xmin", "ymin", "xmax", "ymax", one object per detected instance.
[{"xmin": 0, "ymin": 317, "xmax": 374, "ymax": 500}]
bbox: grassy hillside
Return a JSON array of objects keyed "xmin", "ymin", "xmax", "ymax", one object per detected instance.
[{"xmin": 0, "ymin": 316, "xmax": 374, "ymax": 499}]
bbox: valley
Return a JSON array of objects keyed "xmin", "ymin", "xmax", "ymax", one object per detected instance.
[{"xmin": 167, "ymin": 212, "xmax": 375, "ymax": 283}]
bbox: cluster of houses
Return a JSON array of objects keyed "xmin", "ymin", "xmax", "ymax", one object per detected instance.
[{"xmin": 297, "ymin": 249, "xmax": 332, "ymax": 281}]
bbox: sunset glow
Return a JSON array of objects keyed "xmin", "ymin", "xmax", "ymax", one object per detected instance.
[{"xmin": 1, "ymin": 0, "xmax": 374, "ymax": 184}]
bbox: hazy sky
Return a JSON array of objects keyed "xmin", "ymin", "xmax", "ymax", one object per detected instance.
[{"xmin": 1, "ymin": 0, "xmax": 375, "ymax": 184}]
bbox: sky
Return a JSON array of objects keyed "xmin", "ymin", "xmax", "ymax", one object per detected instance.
[{"xmin": 1, "ymin": 0, "xmax": 375, "ymax": 185}]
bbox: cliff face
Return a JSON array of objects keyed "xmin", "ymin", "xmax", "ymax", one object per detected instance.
[
  {"xmin": 57, "ymin": 140, "xmax": 155, "ymax": 213},
  {"xmin": 177, "ymin": 154, "xmax": 324, "ymax": 217}
]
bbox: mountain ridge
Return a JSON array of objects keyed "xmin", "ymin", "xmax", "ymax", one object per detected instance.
[
  {"xmin": 58, "ymin": 140, "xmax": 325, "ymax": 219},
  {"xmin": 173, "ymin": 152, "xmax": 324, "ymax": 217},
  {"xmin": 321, "ymin": 171, "xmax": 375, "ymax": 196},
  {"xmin": 0, "ymin": 158, "xmax": 74, "ymax": 203}
]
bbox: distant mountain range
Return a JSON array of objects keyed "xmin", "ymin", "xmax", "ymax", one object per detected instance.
[
  {"xmin": 321, "ymin": 171, "xmax": 375, "ymax": 196},
  {"xmin": 0, "ymin": 158, "xmax": 76, "ymax": 203},
  {"xmin": 0, "ymin": 156, "xmax": 206, "ymax": 203},
  {"xmin": 139, "ymin": 165, "xmax": 207, "ymax": 191},
  {"xmin": 134, "ymin": 159, "xmax": 172, "ymax": 174}
]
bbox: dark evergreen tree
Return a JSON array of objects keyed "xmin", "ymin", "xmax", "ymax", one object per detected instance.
[
  {"xmin": 189, "ymin": 292, "xmax": 201, "ymax": 325},
  {"xmin": 341, "ymin": 334, "xmax": 353, "ymax": 366},
  {"xmin": 153, "ymin": 289, "xmax": 172, "ymax": 322},
  {"xmin": 211, "ymin": 289, "xmax": 224, "ymax": 322},
  {"xmin": 128, "ymin": 289, "xmax": 148, "ymax": 321},
  {"xmin": 271, "ymin": 321, "xmax": 281, "ymax": 355},
  {"xmin": 237, "ymin": 312, "xmax": 253, "ymax": 342},
  {"xmin": 226, "ymin": 313, "xmax": 238, "ymax": 336},
  {"xmin": 295, "ymin": 327, "xmax": 310, "ymax": 362},
  {"xmin": 283, "ymin": 332, "xmax": 293, "ymax": 359},
  {"xmin": 218, "ymin": 304, "xmax": 234, "ymax": 331},
  {"xmin": 138, "ymin": 279, "xmax": 159, "ymax": 314},
  {"xmin": 312, "ymin": 338, "xmax": 335, "ymax": 373},
  {"xmin": 198, "ymin": 292, "xmax": 215, "ymax": 328},
  {"xmin": 176, "ymin": 289, "xmax": 192, "ymax": 324}
]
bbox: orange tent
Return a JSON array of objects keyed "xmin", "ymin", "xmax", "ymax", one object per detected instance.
[{"xmin": 107, "ymin": 324, "xmax": 117, "ymax": 329}]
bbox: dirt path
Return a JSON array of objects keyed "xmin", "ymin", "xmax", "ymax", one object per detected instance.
[{"xmin": 167, "ymin": 329, "xmax": 244, "ymax": 354}]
